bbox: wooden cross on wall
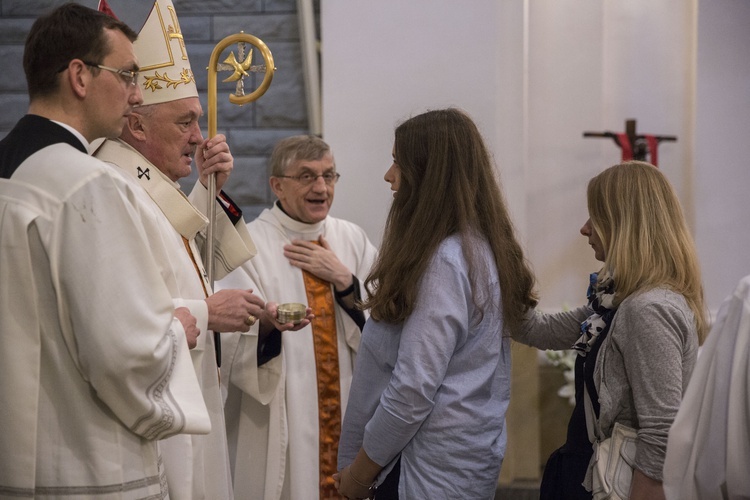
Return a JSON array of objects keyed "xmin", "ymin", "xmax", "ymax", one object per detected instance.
[{"xmin": 583, "ymin": 119, "xmax": 676, "ymax": 167}]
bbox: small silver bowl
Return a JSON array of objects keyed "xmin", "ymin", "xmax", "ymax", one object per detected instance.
[{"xmin": 277, "ymin": 303, "xmax": 306, "ymax": 324}]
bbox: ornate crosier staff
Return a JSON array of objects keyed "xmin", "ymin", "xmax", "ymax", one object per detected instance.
[{"xmin": 205, "ymin": 32, "xmax": 275, "ymax": 285}]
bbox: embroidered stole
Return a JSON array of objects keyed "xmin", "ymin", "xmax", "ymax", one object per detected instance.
[
  {"xmin": 182, "ymin": 237, "xmax": 209, "ymax": 297},
  {"xmin": 301, "ymin": 245, "xmax": 342, "ymax": 498},
  {"xmin": 181, "ymin": 235, "xmax": 223, "ymax": 371}
]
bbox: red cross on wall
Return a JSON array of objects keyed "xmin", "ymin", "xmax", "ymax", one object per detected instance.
[{"xmin": 583, "ymin": 119, "xmax": 676, "ymax": 167}]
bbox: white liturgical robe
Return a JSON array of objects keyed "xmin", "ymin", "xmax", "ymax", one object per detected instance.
[
  {"xmin": 95, "ymin": 138, "xmax": 257, "ymax": 500},
  {"xmin": 663, "ymin": 275, "xmax": 750, "ymax": 500},
  {"xmin": 218, "ymin": 204, "xmax": 377, "ymax": 500},
  {"xmin": 0, "ymin": 139, "xmax": 210, "ymax": 499}
]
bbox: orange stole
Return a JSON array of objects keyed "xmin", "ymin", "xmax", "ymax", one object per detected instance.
[{"xmin": 301, "ymin": 265, "xmax": 342, "ymax": 498}]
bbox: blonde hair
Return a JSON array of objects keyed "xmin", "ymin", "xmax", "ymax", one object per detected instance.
[{"xmin": 587, "ymin": 161, "xmax": 708, "ymax": 343}]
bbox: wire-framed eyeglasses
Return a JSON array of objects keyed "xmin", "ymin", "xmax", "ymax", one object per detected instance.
[
  {"xmin": 82, "ymin": 61, "xmax": 139, "ymax": 87},
  {"xmin": 277, "ymin": 172, "xmax": 341, "ymax": 186}
]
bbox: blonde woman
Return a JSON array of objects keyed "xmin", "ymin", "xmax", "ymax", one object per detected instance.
[{"xmin": 515, "ymin": 161, "xmax": 707, "ymax": 500}]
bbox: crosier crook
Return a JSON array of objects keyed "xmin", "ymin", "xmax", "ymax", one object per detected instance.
[{"xmin": 204, "ymin": 32, "xmax": 275, "ymax": 285}]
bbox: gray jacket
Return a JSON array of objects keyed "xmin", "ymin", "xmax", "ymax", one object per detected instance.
[{"xmin": 515, "ymin": 287, "xmax": 698, "ymax": 481}]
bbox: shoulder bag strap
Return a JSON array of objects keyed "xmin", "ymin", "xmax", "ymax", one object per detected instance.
[{"xmin": 583, "ymin": 383, "xmax": 599, "ymax": 443}]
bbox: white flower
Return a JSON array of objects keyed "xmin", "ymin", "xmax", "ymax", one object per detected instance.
[{"xmin": 545, "ymin": 349, "xmax": 576, "ymax": 406}]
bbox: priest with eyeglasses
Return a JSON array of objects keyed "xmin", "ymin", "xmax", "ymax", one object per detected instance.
[{"xmin": 218, "ymin": 135, "xmax": 378, "ymax": 500}]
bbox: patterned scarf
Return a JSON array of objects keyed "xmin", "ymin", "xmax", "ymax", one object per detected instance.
[{"xmin": 572, "ymin": 272, "xmax": 617, "ymax": 356}]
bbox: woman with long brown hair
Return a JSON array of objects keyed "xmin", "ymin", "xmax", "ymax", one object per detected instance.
[{"xmin": 335, "ymin": 108, "xmax": 537, "ymax": 499}]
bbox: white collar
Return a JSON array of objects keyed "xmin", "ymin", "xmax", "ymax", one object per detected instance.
[
  {"xmin": 271, "ymin": 202, "xmax": 326, "ymax": 240},
  {"xmin": 50, "ymin": 120, "xmax": 90, "ymax": 153}
]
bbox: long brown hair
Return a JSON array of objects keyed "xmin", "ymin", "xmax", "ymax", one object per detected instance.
[
  {"xmin": 588, "ymin": 161, "xmax": 708, "ymax": 343},
  {"xmin": 363, "ymin": 108, "xmax": 537, "ymax": 331}
]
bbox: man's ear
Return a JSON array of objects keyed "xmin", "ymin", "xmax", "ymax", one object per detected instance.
[
  {"xmin": 66, "ymin": 60, "xmax": 89, "ymax": 99},
  {"xmin": 269, "ymin": 176, "xmax": 283, "ymax": 199},
  {"xmin": 125, "ymin": 112, "xmax": 147, "ymax": 141}
]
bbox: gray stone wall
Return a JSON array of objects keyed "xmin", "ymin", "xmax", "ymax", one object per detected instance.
[{"xmin": 0, "ymin": 0, "xmax": 316, "ymax": 219}]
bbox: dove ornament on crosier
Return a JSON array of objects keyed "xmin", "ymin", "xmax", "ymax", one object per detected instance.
[{"xmin": 204, "ymin": 31, "xmax": 275, "ymax": 285}]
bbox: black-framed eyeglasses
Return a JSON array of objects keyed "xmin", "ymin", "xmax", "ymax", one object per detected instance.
[
  {"xmin": 277, "ymin": 172, "xmax": 341, "ymax": 186},
  {"xmin": 82, "ymin": 61, "xmax": 139, "ymax": 87}
]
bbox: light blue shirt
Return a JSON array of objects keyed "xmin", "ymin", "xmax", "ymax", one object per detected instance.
[{"xmin": 338, "ymin": 235, "xmax": 511, "ymax": 499}]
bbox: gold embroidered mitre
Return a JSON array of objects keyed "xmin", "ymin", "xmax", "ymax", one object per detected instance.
[{"xmin": 134, "ymin": 0, "xmax": 198, "ymax": 105}]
